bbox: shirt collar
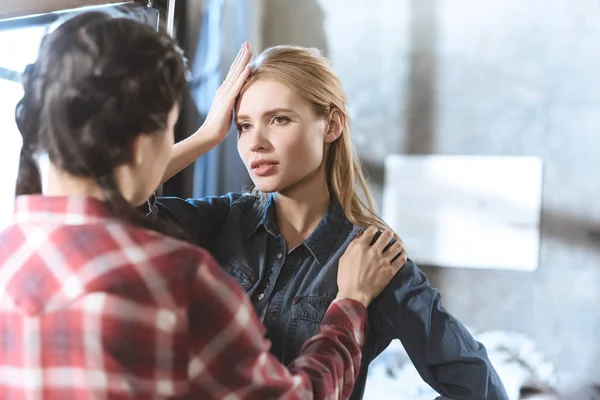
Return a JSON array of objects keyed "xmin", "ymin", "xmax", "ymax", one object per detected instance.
[
  {"xmin": 245, "ymin": 194, "xmax": 347, "ymax": 266},
  {"xmin": 12, "ymin": 195, "xmax": 114, "ymax": 225},
  {"xmin": 244, "ymin": 194, "xmax": 277, "ymax": 239}
]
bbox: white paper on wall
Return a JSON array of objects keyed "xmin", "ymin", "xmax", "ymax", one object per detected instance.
[{"xmin": 382, "ymin": 155, "xmax": 543, "ymax": 271}]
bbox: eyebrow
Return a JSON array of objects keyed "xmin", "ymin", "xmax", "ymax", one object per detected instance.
[{"xmin": 236, "ymin": 108, "xmax": 295, "ymax": 122}]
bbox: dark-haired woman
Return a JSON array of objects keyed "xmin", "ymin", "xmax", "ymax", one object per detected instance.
[{"xmin": 0, "ymin": 11, "xmax": 406, "ymax": 399}]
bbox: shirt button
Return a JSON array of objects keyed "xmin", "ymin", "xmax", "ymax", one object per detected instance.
[
  {"xmin": 277, "ymin": 252, "xmax": 283, "ymax": 259},
  {"xmin": 269, "ymin": 309, "xmax": 279, "ymax": 316},
  {"xmin": 257, "ymin": 293, "xmax": 265, "ymax": 301}
]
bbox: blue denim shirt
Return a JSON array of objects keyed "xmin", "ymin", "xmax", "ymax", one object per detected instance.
[{"xmin": 149, "ymin": 192, "xmax": 508, "ymax": 400}]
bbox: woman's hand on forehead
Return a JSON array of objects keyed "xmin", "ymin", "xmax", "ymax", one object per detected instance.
[{"xmin": 197, "ymin": 42, "xmax": 253, "ymax": 144}]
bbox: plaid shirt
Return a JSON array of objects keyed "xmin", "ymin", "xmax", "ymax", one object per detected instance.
[{"xmin": 0, "ymin": 196, "xmax": 367, "ymax": 399}]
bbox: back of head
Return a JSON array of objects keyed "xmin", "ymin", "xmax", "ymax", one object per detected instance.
[
  {"xmin": 15, "ymin": 11, "xmax": 188, "ymax": 237},
  {"xmin": 245, "ymin": 45, "xmax": 390, "ymax": 232}
]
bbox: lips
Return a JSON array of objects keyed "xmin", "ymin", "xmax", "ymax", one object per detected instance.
[
  {"xmin": 250, "ymin": 159, "xmax": 278, "ymax": 176},
  {"xmin": 250, "ymin": 159, "xmax": 278, "ymax": 169}
]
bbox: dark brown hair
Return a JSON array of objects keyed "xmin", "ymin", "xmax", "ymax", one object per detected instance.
[{"xmin": 15, "ymin": 11, "xmax": 188, "ymax": 239}]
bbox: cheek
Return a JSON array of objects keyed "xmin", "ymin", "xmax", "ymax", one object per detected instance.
[
  {"xmin": 148, "ymin": 131, "xmax": 173, "ymax": 178},
  {"xmin": 158, "ymin": 132, "xmax": 173, "ymax": 165},
  {"xmin": 164, "ymin": 127, "xmax": 175, "ymax": 149},
  {"xmin": 236, "ymin": 138, "xmax": 248, "ymax": 165},
  {"xmin": 293, "ymin": 135, "xmax": 324, "ymax": 166},
  {"xmin": 273, "ymin": 123, "xmax": 319, "ymax": 161}
]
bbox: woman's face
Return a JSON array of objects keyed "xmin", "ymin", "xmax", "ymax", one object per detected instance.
[{"xmin": 235, "ymin": 79, "xmax": 331, "ymax": 194}]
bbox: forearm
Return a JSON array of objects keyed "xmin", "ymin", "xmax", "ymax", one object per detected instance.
[
  {"xmin": 379, "ymin": 260, "xmax": 508, "ymax": 399},
  {"xmin": 162, "ymin": 128, "xmax": 220, "ymax": 184},
  {"xmin": 285, "ymin": 298, "xmax": 367, "ymax": 399},
  {"xmin": 222, "ymin": 298, "xmax": 367, "ymax": 400}
]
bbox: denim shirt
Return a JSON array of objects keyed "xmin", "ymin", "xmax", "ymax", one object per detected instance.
[{"xmin": 148, "ymin": 192, "xmax": 508, "ymax": 400}]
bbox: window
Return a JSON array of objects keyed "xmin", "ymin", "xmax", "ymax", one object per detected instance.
[
  {"xmin": 0, "ymin": 3, "xmax": 161, "ymax": 227},
  {"xmin": 0, "ymin": 26, "xmax": 45, "ymax": 227}
]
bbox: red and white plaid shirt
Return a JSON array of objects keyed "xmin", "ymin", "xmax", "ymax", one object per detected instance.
[{"xmin": 0, "ymin": 196, "xmax": 367, "ymax": 399}]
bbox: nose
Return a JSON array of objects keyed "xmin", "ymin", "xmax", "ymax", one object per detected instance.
[{"xmin": 248, "ymin": 126, "xmax": 271, "ymax": 153}]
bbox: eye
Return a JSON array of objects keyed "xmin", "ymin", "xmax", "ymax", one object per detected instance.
[
  {"xmin": 272, "ymin": 115, "xmax": 290, "ymax": 125},
  {"xmin": 238, "ymin": 122, "xmax": 252, "ymax": 132}
]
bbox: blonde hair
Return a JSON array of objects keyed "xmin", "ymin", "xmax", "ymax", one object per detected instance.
[{"xmin": 242, "ymin": 45, "xmax": 390, "ymax": 232}]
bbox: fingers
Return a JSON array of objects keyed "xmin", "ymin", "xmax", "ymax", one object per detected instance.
[
  {"xmin": 391, "ymin": 248, "xmax": 408, "ymax": 270},
  {"xmin": 228, "ymin": 65, "xmax": 251, "ymax": 98},
  {"xmin": 223, "ymin": 42, "xmax": 252, "ymax": 94},
  {"xmin": 357, "ymin": 226, "xmax": 379, "ymax": 246},
  {"xmin": 227, "ymin": 42, "xmax": 249, "ymax": 75},
  {"xmin": 232, "ymin": 43, "xmax": 252, "ymax": 78},
  {"xmin": 384, "ymin": 240, "xmax": 403, "ymax": 262},
  {"xmin": 371, "ymin": 229, "xmax": 393, "ymax": 253}
]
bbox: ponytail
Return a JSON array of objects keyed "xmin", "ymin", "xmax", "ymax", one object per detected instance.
[
  {"xmin": 15, "ymin": 151, "xmax": 42, "ymax": 196},
  {"xmin": 15, "ymin": 93, "xmax": 42, "ymax": 196}
]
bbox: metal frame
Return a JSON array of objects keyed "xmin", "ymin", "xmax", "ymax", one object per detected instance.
[
  {"xmin": 165, "ymin": 0, "xmax": 175, "ymax": 36},
  {"xmin": 0, "ymin": 1, "xmax": 171, "ymax": 83},
  {"xmin": 0, "ymin": 1, "xmax": 135, "ymax": 31}
]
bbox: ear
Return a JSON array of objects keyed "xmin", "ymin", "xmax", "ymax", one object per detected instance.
[{"xmin": 324, "ymin": 108, "xmax": 344, "ymax": 143}]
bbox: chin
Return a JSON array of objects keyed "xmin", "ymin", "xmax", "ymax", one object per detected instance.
[
  {"xmin": 131, "ymin": 194, "xmax": 151, "ymax": 207},
  {"xmin": 131, "ymin": 185, "xmax": 158, "ymax": 207},
  {"xmin": 252, "ymin": 177, "xmax": 283, "ymax": 194},
  {"xmin": 253, "ymin": 184, "xmax": 279, "ymax": 194}
]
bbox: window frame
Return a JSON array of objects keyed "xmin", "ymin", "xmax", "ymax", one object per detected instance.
[
  {"xmin": 0, "ymin": 1, "xmax": 171, "ymax": 83},
  {"xmin": 0, "ymin": 0, "xmax": 141, "ymax": 22}
]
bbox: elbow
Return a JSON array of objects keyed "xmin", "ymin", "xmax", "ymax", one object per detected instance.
[{"xmin": 436, "ymin": 355, "xmax": 509, "ymax": 400}]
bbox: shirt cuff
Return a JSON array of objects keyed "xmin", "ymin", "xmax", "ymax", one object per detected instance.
[{"xmin": 323, "ymin": 298, "xmax": 368, "ymax": 347}]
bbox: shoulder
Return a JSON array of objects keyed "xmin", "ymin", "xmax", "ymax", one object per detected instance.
[
  {"xmin": 134, "ymin": 224, "xmax": 227, "ymax": 282},
  {"xmin": 151, "ymin": 192, "xmax": 261, "ymax": 227},
  {"xmin": 157, "ymin": 192, "xmax": 259, "ymax": 212},
  {"xmin": 124, "ymin": 221, "xmax": 213, "ymax": 262},
  {"xmin": 77, "ymin": 221, "xmax": 219, "ymax": 299},
  {"xmin": 202, "ymin": 192, "xmax": 260, "ymax": 210}
]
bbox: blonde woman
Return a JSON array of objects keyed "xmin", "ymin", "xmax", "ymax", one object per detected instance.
[{"xmin": 149, "ymin": 44, "xmax": 508, "ymax": 400}]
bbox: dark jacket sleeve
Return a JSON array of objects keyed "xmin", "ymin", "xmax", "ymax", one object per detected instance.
[
  {"xmin": 376, "ymin": 259, "xmax": 509, "ymax": 400},
  {"xmin": 145, "ymin": 192, "xmax": 244, "ymax": 249}
]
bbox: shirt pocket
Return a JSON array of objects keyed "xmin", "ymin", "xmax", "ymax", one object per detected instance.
[
  {"xmin": 284, "ymin": 295, "xmax": 335, "ymax": 364},
  {"xmin": 222, "ymin": 259, "xmax": 257, "ymax": 292}
]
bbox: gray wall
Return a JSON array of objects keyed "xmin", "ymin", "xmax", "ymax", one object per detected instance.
[{"xmin": 261, "ymin": 0, "xmax": 600, "ymax": 387}]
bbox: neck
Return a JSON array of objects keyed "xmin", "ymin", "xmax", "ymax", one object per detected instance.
[
  {"xmin": 45, "ymin": 162, "xmax": 142, "ymax": 205},
  {"xmin": 45, "ymin": 163, "xmax": 105, "ymax": 200},
  {"xmin": 274, "ymin": 166, "xmax": 330, "ymax": 249}
]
